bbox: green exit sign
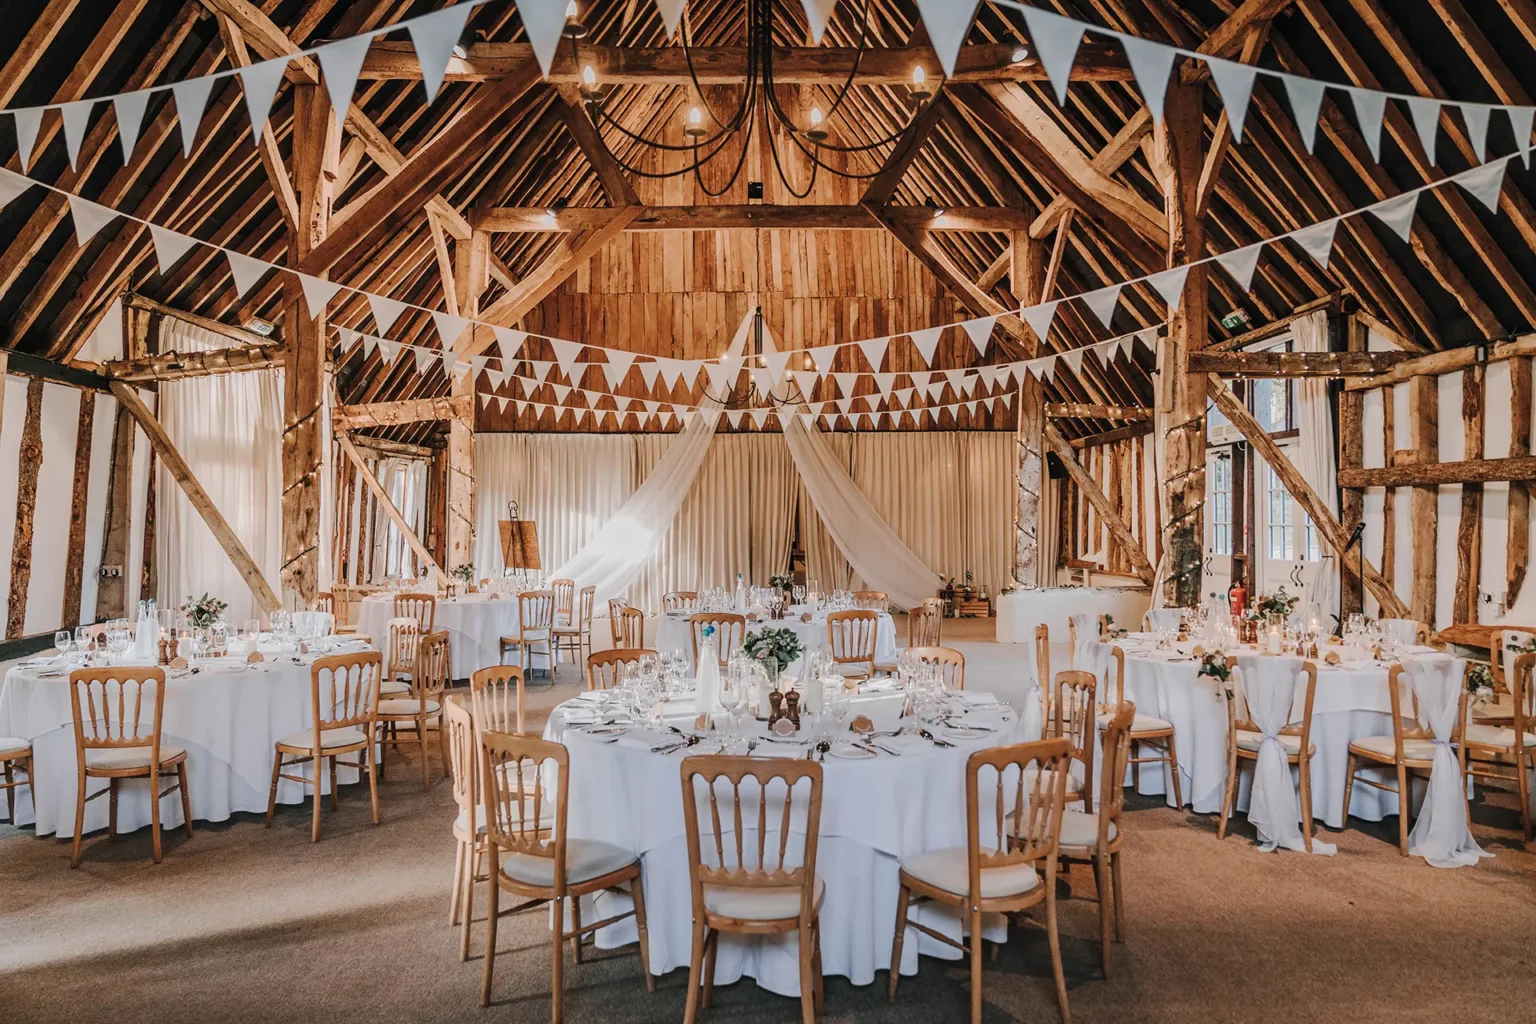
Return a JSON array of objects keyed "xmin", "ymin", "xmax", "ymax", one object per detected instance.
[{"xmin": 1220, "ymin": 309, "xmax": 1250, "ymax": 330}]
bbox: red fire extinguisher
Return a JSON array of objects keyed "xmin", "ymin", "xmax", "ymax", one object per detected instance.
[{"xmin": 1228, "ymin": 578, "xmax": 1247, "ymax": 618}]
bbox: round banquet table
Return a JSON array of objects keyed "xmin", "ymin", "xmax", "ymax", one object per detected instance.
[
  {"xmin": 542, "ymin": 684, "xmax": 1030, "ymax": 997},
  {"xmin": 357, "ymin": 593, "xmax": 546, "ymax": 679},
  {"xmin": 654, "ymin": 608, "xmax": 898, "ymax": 665},
  {"xmin": 996, "ymin": 586, "xmax": 1149, "ymax": 645},
  {"xmin": 0, "ymin": 636, "xmax": 376, "ymax": 838},
  {"xmin": 1078, "ymin": 634, "xmax": 1444, "ymax": 827}
]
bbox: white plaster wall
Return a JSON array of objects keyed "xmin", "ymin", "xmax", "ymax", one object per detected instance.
[
  {"xmin": 0, "ymin": 376, "xmax": 26, "ymax": 626},
  {"xmin": 21, "ymin": 383, "xmax": 82, "ymax": 634}
]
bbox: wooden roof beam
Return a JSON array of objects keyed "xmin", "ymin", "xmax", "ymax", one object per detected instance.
[{"xmin": 473, "ymin": 204, "xmax": 1038, "ymax": 232}]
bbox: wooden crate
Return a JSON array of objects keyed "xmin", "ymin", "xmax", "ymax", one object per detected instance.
[{"xmin": 956, "ymin": 599, "xmax": 992, "ymax": 618}]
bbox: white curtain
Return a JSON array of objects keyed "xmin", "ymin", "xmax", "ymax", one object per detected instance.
[
  {"xmin": 1234, "ymin": 655, "xmax": 1336, "ymax": 855},
  {"xmin": 783, "ymin": 417, "xmax": 939, "ymax": 609},
  {"xmin": 156, "ymin": 318, "xmax": 282, "ymax": 625},
  {"xmin": 1404, "ymin": 656, "xmax": 1491, "ymax": 868},
  {"xmin": 1293, "ymin": 311, "xmax": 1339, "ymax": 619}
]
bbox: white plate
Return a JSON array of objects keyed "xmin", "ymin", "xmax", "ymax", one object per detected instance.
[{"xmin": 828, "ymin": 743, "xmax": 876, "ymax": 760}]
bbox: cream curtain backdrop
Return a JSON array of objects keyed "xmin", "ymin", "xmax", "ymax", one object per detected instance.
[
  {"xmin": 156, "ymin": 318, "xmax": 283, "ymax": 625},
  {"xmin": 473, "ymin": 429, "xmax": 1015, "ymax": 612},
  {"xmin": 1292, "ymin": 310, "xmax": 1340, "ymax": 618}
]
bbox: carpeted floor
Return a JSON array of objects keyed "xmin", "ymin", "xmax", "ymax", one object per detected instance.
[{"xmin": 3, "ymin": 618, "xmax": 1534, "ymax": 1024}]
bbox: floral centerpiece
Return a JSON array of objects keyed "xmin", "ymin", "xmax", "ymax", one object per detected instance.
[
  {"xmin": 450, "ymin": 563, "xmax": 475, "ymax": 585},
  {"xmin": 1466, "ymin": 661, "xmax": 1496, "ymax": 705},
  {"xmin": 742, "ymin": 627, "xmax": 803, "ymax": 685},
  {"xmin": 1102, "ymin": 614, "xmax": 1129, "ymax": 640},
  {"xmin": 769, "ymin": 573, "xmax": 795, "ymax": 596},
  {"xmin": 1198, "ymin": 650, "xmax": 1233, "ymax": 702},
  {"xmin": 181, "ymin": 593, "xmax": 227, "ymax": 629},
  {"xmin": 1252, "ymin": 586, "xmax": 1299, "ymax": 620}
]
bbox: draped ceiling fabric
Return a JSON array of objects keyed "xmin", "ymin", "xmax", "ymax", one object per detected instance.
[
  {"xmin": 156, "ymin": 317, "xmax": 283, "ymax": 624},
  {"xmin": 1291, "ymin": 310, "xmax": 1340, "ymax": 618},
  {"xmin": 782, "ymin": 417, "xmax": 941, "ymax": 610}
]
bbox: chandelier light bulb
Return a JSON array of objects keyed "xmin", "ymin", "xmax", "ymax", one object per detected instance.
[
  {"xmin": 810, "ymin": 105, "xmax": 823, "ymax": 126},
  {"xmin": 912, "ymin": 66, "xmax": 926, "ymax": 86},
  {"xmin": 685, "ymin": 104, "xmax": 707, "ymax": 138},
  {"xmin": 566, "ymin": 0, "xmax": 578, "ymax": 16},
  {"xmin": 582, "ymin": 64, "xmax": 596, "ymax": 86},
  {"xmin": 908, "ymin": 65, "xmax": 932, "ymax": 105}
]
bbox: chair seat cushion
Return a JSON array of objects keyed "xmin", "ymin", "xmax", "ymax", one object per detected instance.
[
  {"xmin": 380, "ymin": 679, "xmax": 411, "ymax": 696},
  {"xmin": 277, "ymin": 726, "xmax": 370, "ymax": 752},
  {"xmin": 1464, "ymin": 722, "xmax": 1536, "ymax": 748},
  {"xmin": 704, "ymin": 877, "xmax": 824, "ymax": 921},
  {"xmin": 902, "ymin": 846, "xmax": 1039, "ymax": 899},
  {"xmin": 1096, "ymin": 710, "xmax": 1173, "ymax": 733},
  {"xmin": 1349, "ymin": 735, "xmax": 1439, "ymax": 762},
  {"xmin": 499, "ymin": 838, "xmax": 635, "ymax": 888},
  {"xmin": 378, "ymin": 698, "xmax": 441, "ymax": 716},
  {"xmin": 1028, "ymin": 767, "xmax": 1082, "ymax": 796},
  {"xmin": 85, "ymin": 744, "xmax": 186, "ymax": 770},
  {"xmin": 0, "ymin": 737, "xmax": 30, "ymax": 760},
  {"xmin": 1058, "ymin": 809, "xmax": 1117, "ymax": 850},
  {"xmin": 1236, "ymin": 730, "xmax": 1311, "ymax": 755}
]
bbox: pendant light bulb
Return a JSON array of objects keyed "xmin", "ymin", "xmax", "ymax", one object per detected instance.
[
  {"xmin": 805, "ymin": 104, "xmax": 827, "ymax": 142},
  {"xmin": 684, "ymin": 104, "xmax": 707, "ymax": 139}
]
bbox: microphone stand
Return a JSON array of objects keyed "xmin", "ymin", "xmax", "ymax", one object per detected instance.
[{"xmin": 1342, "ymin": 520, "xmax": 1367, "ymax": 633}]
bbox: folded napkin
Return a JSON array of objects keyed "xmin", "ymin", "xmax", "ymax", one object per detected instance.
[
  {"xmin": 567, "ymin": 691, "xmax": 607, "ymax": 704},
  {"xmin": 614, "ymin": 729, "xmax": 676, "ymax": 751},
  {"xmin": 561, "ymin": 710, "xmax": 600, "ymax": 725},
  {"xmin": 754, "ymin": 742, "xmax": 810, "ymax": 759},
  {"xmin": 951, "ymin": 690, "xmax": 999, "ymax": 707},
  {"xmin": 861, "ymin": 676, "xmax": 901, "ymax": 693}
]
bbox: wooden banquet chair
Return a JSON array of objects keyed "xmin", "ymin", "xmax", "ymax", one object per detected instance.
[
  {"xmin": 614, "ymin": 606, "xmax": 646, "ymax": 650},
  {"xmin": 908, "ymin": 646, "xmax": 965, "ymax": 690},
  {"xmin": 607, "ymin": 597, "xmax": 630, "ymax": 642},
  {"xmin": 444, "ymin": 697, "xmax": 484, "ymax": 963},
  {"xmin": 499, "ymin": 590, "xmax": 555, "ymax": 680},
  {"xmin": 1217, "ymin": 656, "xmax": 1319, "ymax": 852},
  {"xmin": 1379, "ymin": 617, "xmax": 1432, "ymax": 647},
  {"xmin": 852, "ymin": 589, "xmax": 888, "ymax": 611},
  {"xmin": 0, "ymin": 737, "xmax": 33, "ymax": 825},
  {"xmin": 689, "ymin": 612, "xmax": 745, "ymax": 669},
  {"xmin": 663, "ymin": 591, "xmax": 700, "ymax": 613},
  {"xmin": 1097, "ymin": 646, "xmax": 1183, "ymax": 809},
  {"xmin": 889, "ymin": 738, "xmax": 1073, "ymax": 1024},
  {"xmin": 1035, "ymin": 624, "xmax": 1053, "ymax": 737},
  {"xmin": 1342, "ymin": 662, "xmax": 1468, "ymax": 855},
  {"xmin": 908, "ymin": 598, "xmax": 943, "ymax": 648},
  {"xmin": 553, "ymin": 585, "xmax": 595, "ymax": 667},
  {"xmin": 1463, "ymin": 652, "xmax": 1536, "ymax": 842},
  {"xmin": 1067, "ymin": 612, "xmax": 1101, "ymax": 669},
  {"xmin": 587, "ymin": 648, "xmax": 654, "ymax": 690},
  {"xmin": 827, "ymin": 609, "xmax": 880, "ymax": 680},
  {"xmin": 1049, "ymin": 669, "xmax": 1097, "ymax": 812},
  {"xmin": 470, "ymin": 664, "xmax": 526, "ymax": 736},
  {"xmin": 479, "ymin": 732, "xmax": 652, "ymax": 1016},
  {"xmin": 1142, "ymin": 608, "xmax": 1185, "ymax": 633},
  {"xmin": 69, "ymin": 666, "xmax": 192, "ymax": 868},
  {"xmin": 382, "ymin": 616, "xmax": 420, "ymax": 696},
  {"xmin": 394, "ymin": 592, "xmax": 437, "ymax": 633},
  {"xmin": 377, "ymin": 629, "xmax": 451, "ymax": 789},
  {"xmin": 329, "ymin": 584, "xmax": 358, "ymax": 633},
  {"xmin": 1489, "ymin": 627, "xmax": 1532, "ymax": 692},
  {"xmin": 1058, "ymin": 704, "xmax": 1136, "ymax": 978},
  {"xmin": 265, "ymin": 652, "xmax": 383, "ymax": 843},
  {"xmin": 550, "ymin": 578, "xmax": 576, "ymax": 625},
  {"xmin": 681, "ymin": 756, "xmax": 824, "ymax": 1024}
]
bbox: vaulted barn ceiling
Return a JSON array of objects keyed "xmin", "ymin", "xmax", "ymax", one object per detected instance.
[{"xmin": 4, "ymin": 0, "xmax": 1536, "ymax": 449}]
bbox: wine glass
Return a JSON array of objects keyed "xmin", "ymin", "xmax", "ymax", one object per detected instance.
[
  {"xmin": 54, "ymin": 630, "xmax": 72, "ymax": 660},
  {"xmin": 718, "ymin": 674, "xmax": 743, "ymax": 752},
  {"xmin": 829, "ymin": 684, "xmax": 851, "ymax": 736},
  {"xmin": 75, "ymin": 625, "xmax": 92, "ymax": 656}
]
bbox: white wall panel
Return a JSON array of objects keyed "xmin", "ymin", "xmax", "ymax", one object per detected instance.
[
  {"xmin": 0, "ymin": 376, "xmax": 26, "ymax": 627},
  {"xmin": 22, "ymin": 383, "xmax": 81, "ymax": 634},
  {"xmin": 78, "ymin": 394, "xmax": 118, "ymax": 621}
]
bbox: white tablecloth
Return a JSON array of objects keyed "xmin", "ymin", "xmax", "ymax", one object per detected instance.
[
  {"xmin": 1083, "ymin": 636, "xmax": 1437, "ymax": 827},
  {"xmin": 0, "ymin": 639, "xmax": 375, "ymax": 837},
  {"xmin": 996, "ymin": 586, "xmax": 1149, "ymax": 644},
  {"xmin": 542, "ymin": 688, "xmax": 1022, "ymax": 997},
  {"xmin": 654, "ymin": 609, "xmax": 898, "ymax": 665},
  {"xmin": 358, "ymin": 594, "xmax": 545, "ymax": 678}
]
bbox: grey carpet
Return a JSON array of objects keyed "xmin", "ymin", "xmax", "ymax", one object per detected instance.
[{"xmin": 3, "ymin": 619, "xmax": 1533, "ymax": 1023}]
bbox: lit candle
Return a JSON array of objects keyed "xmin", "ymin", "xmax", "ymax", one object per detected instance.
[{"xmin": 1266, "ymin": 624, "xmax": 1282, "ymax": 655}]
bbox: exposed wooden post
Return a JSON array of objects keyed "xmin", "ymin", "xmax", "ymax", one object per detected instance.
[
  {"xmin": 1014, "ymin": 373, "xmax": 1046, "ymax": 588},
  {"xmin": 111, "ymin": 382, "xmax": 280, "ymax": 616},
  {"xmin": 1156, "ymin": 80, "xmax": 1208, "ymax": 606},
  {"xmin": 1044, "ymin": 423, "xmax": 1156, "ymax": 584},
  {"xmin": 95, "ymin": 399, "xmax": 136, "ymax": 622},
  {"xmin": 1339, "ymin": 315, "xmax": 1366, "ymax": 616},
  {"xmin": 1510, "ymin": 356, "xmax": 1532, "ymax": 605},
  {"xmin": 280, "ymin": 82, "xmax": 338, "ymax": 607},
  {"xmin": 1409, "ymin": 374, "xmax": 1438, "ymax": 623},
  {"xmin": 1454, "ymin": 364, "xmax": 1485, "ymax": 624},
  {"xmin": 60, "ymin": 390, "xmax": 96, "ymax": 627},
  {"xmin": 334, "ymin": 429, "xmax": 447, "ymax": 588},
  {"xmin": 6, "ymin": 378, "xmax": 44, "ymax": 638},
  {"xmin": 1208, "ymin": 376, "xmax": 1409, "ymax": 618},
  {"xmin": 447, "ymin": 229, "xmax": 489, "ymax": 574}
]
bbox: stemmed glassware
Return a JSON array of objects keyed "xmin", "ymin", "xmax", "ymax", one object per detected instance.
[
  {"xmin": 718, "ymin": 672, "xmax": 744, "ymax": 752},
  {"xmin": 55, "ymin": 630, "xmax": 73, "ymax": 661}
]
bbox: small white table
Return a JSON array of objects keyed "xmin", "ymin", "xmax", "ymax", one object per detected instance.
[
  {"xmin": 996, "ymin": 586, "xmax": 1150, "ymax": 645},
  {"xmin": 0, "ymin": 637, "xmax": 375, "ymax": 837},
  {"xmin": 654, "ymin": 609, "xmax": 898, "ymax": 664}
]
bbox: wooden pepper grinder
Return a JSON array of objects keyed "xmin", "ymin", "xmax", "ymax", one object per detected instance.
[
  {"xmin": 767, "ymin": 689, "xmax": 785, "ymax": 727},
  {"xmin": 157, "ymin": 636, "xmax": 171, "ymax": 666},
  {"xmin": 784, "ymin": 689, "xmax": 801, "ymax": 730}
]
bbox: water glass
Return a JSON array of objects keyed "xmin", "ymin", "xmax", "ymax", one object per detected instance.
[{"xmin": 55, "ymin": 630, "xmax": 72, "ymax": 658}]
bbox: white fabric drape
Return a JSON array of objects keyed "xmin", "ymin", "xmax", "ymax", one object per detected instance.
[
  {"xmin": 1292, "ymin": 311, "xmax": 1340, "ymax": 618},
  {"xmin": 1037, "ymin": 461, "xmax": 1060, "ymax": 588},
  {"xmin": 1403, "ymin": 656, "xmax": 1491, "ymax": 868},
  {"xmin": 156, "ymin": 318, "xmax": 282, "ymax": 624},
  {"xmin": 783, "ymin": 417, "xmax": 939, "ymax": 610},
  {"xmin": 1234, "ymin": 655, "xmax": 1336, "ymax": 855}
]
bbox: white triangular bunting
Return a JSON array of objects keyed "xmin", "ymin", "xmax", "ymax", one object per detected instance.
[
  {"xmin": 802, "ymin": 0, "xmax": 840, "ymax": 44},
  {"xmin": 12, "ymin": 108, "xmax": 42, "ymax": 170},
  {"xmin": 1021, "ymin": 7, "xmax": 1084, "ymax": 105},
  {"xmin": 1146, "ymin": 265, "xmax": 1190, "ymax": 313},
  {"xmin": 1281, "ymin": 74, "xmax": 1326, "ymax": 154},
  {"xmin": 909, "ymin": 326, "xmax": 944, "ymax": 365},
  {"xmin": 348, "ymin": 329, "xmax": 369, "ymax": 357},
  {"xmin": 833, "ymin": 372, "xmax": 859, "ymax": 396},
  {"xmin": 1082, "ymin": 283, "xmax": 1123, "ymax": 329},
  {"xmin": 60, "ymin": 100, "xmax": 94, "ymax": 171},
  {"xmin": 1370, "ymin": 190, "xmax": 1419, "ymax": 242},
  {"xmin": 750, "ymin": 367, "xmax": 776, "ymax": 394},
  {"xmin": 0, "ymin": 168, "xmax": 31, "ymax": 209},
  {"xmin": 492, "ymin": 326, "xmax": 527, "ymax": 360},
  {"xmin": 369, "ymin": 294, "xmax": 409, "ymax": 335},
  {"xmin": 762, "ymin": 349, "xmax": 792, "ymax": 380},
  {"xmin": 959, "ymin": 373, "xmax": 979, "ymax": 396},
  {"xmin": 1463, "ymin": 103, "xmax": 1492, "ymax": 162},
  {"xmin": 1507, "ymin": 106, "xmax": 1535, "ymax": 167},
  {"xmin": 238, "ymin": 58, "xmax": 288, "ymax": 144},
  {"xmin": 913, "ymin": 0, "xmax": 982, "ymax": 79},
  {"xmin": 807, "ymin": 345, "xmax": 837, "ymax": 373},
  {"xmin": 1215, "ymin": 243, "xmax": 1263, "ymax": 292},
  {"xmin": 857, "ymin": 335, "xmax": 889, "ymax": 371},
  {"xmin": 1347, "ymin": 87, "xmax": 1388, "ymax": 161},
  {"xmin": 432, "ymin": 310, "xmax": 469, "ymax": 346},
  {"xmin": 549, "ymin": 337, "xmax": 584, "ymax": 378},
  {"xmin": 378, "ymin": 337, "xmax": 401, "ymax": 364},
  {"xmin": 317, "ymin": 34, "xmax": 372, "ymax": 128},
  {"xmin": 171, "ymin": 77, "xmax": 215, "ymax": 157},
  {"xmin": 1206, "ymin": 58, "xmax": 1257, "ymax": 142},
  {"xmin": 148, "ymin": 224, "xmax": 196, "ymax": 273},
  {"xmin": 726, "ymin": 409, "xmax": 745, "ymax": 429},
  {"xmin": 655, "ymin": 0, "xmax": 686, "ymax": 38},
  {"xmin": 528, "ymin": 360, "xmax": 554, "ymax": 381},
  {"xmin": 66, "ymin": 194, "xmax": 118, "ymax": 247},
  {"xmin": 874, "ymin": 372, "xmax": 897, "ymax": 394},
  {"xmin": 441, "ymin": 350, "xmax": 461, "ymax": 376},
  {"xmin": 605, "ymin": 350, "xmax": 636, "ymax": 389},
  {"xmin": 961, "ymin": 314, "xmax": 998, "ymax": 355},
  {"xmin": 1021, "ymin": 299, "xmax": 1060, "ymax": 341},
  {"xmin": 300, "ymin": 275, "xmax": 342, "ymax": 319},
  {"xmin": 1290, "ymin": 218, "xmax": 1339, "ymax": 269},
  {"xmin": 112, "ymin": 90, "xmax": 151, "ymax": 164},
  {"xmin": 409, "ymin": 3, "xmax": 474, "ymax": 99},
  {"xmin": 1406, "ymin": 96, "xmax": 1441, "ymax": 164},
  {"xmin": 225, "ymin": 250, "xmax": 270, "ymax": 298},
  {"xmin": 1061, "ymin": 349, "xmax": 1085, "ymax": 375},
  {"xmin": 639, "ymin": 361, "xmax": 662, "ymax": 388},
  {"xmin": 793, "ymin": 371, "xmax": 819, "ymax": 396},
  {"xmin": 750, "ymin": 408, "xmax": 770, "ymax": 429},
  {"xmin": 705, "ymin": 362, "xmax": 736, "ymax": 392},
  {"xmin": 413, "ymin": 346, "xmax": 437, "ymax": 374},
  {"xmin": 1458, "ymin": 158, "xmax": 1509, "ymax": 213},
  {"xmin": 1122, "ymin": 36, "xmax": 1177, "ymax": 125}
]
